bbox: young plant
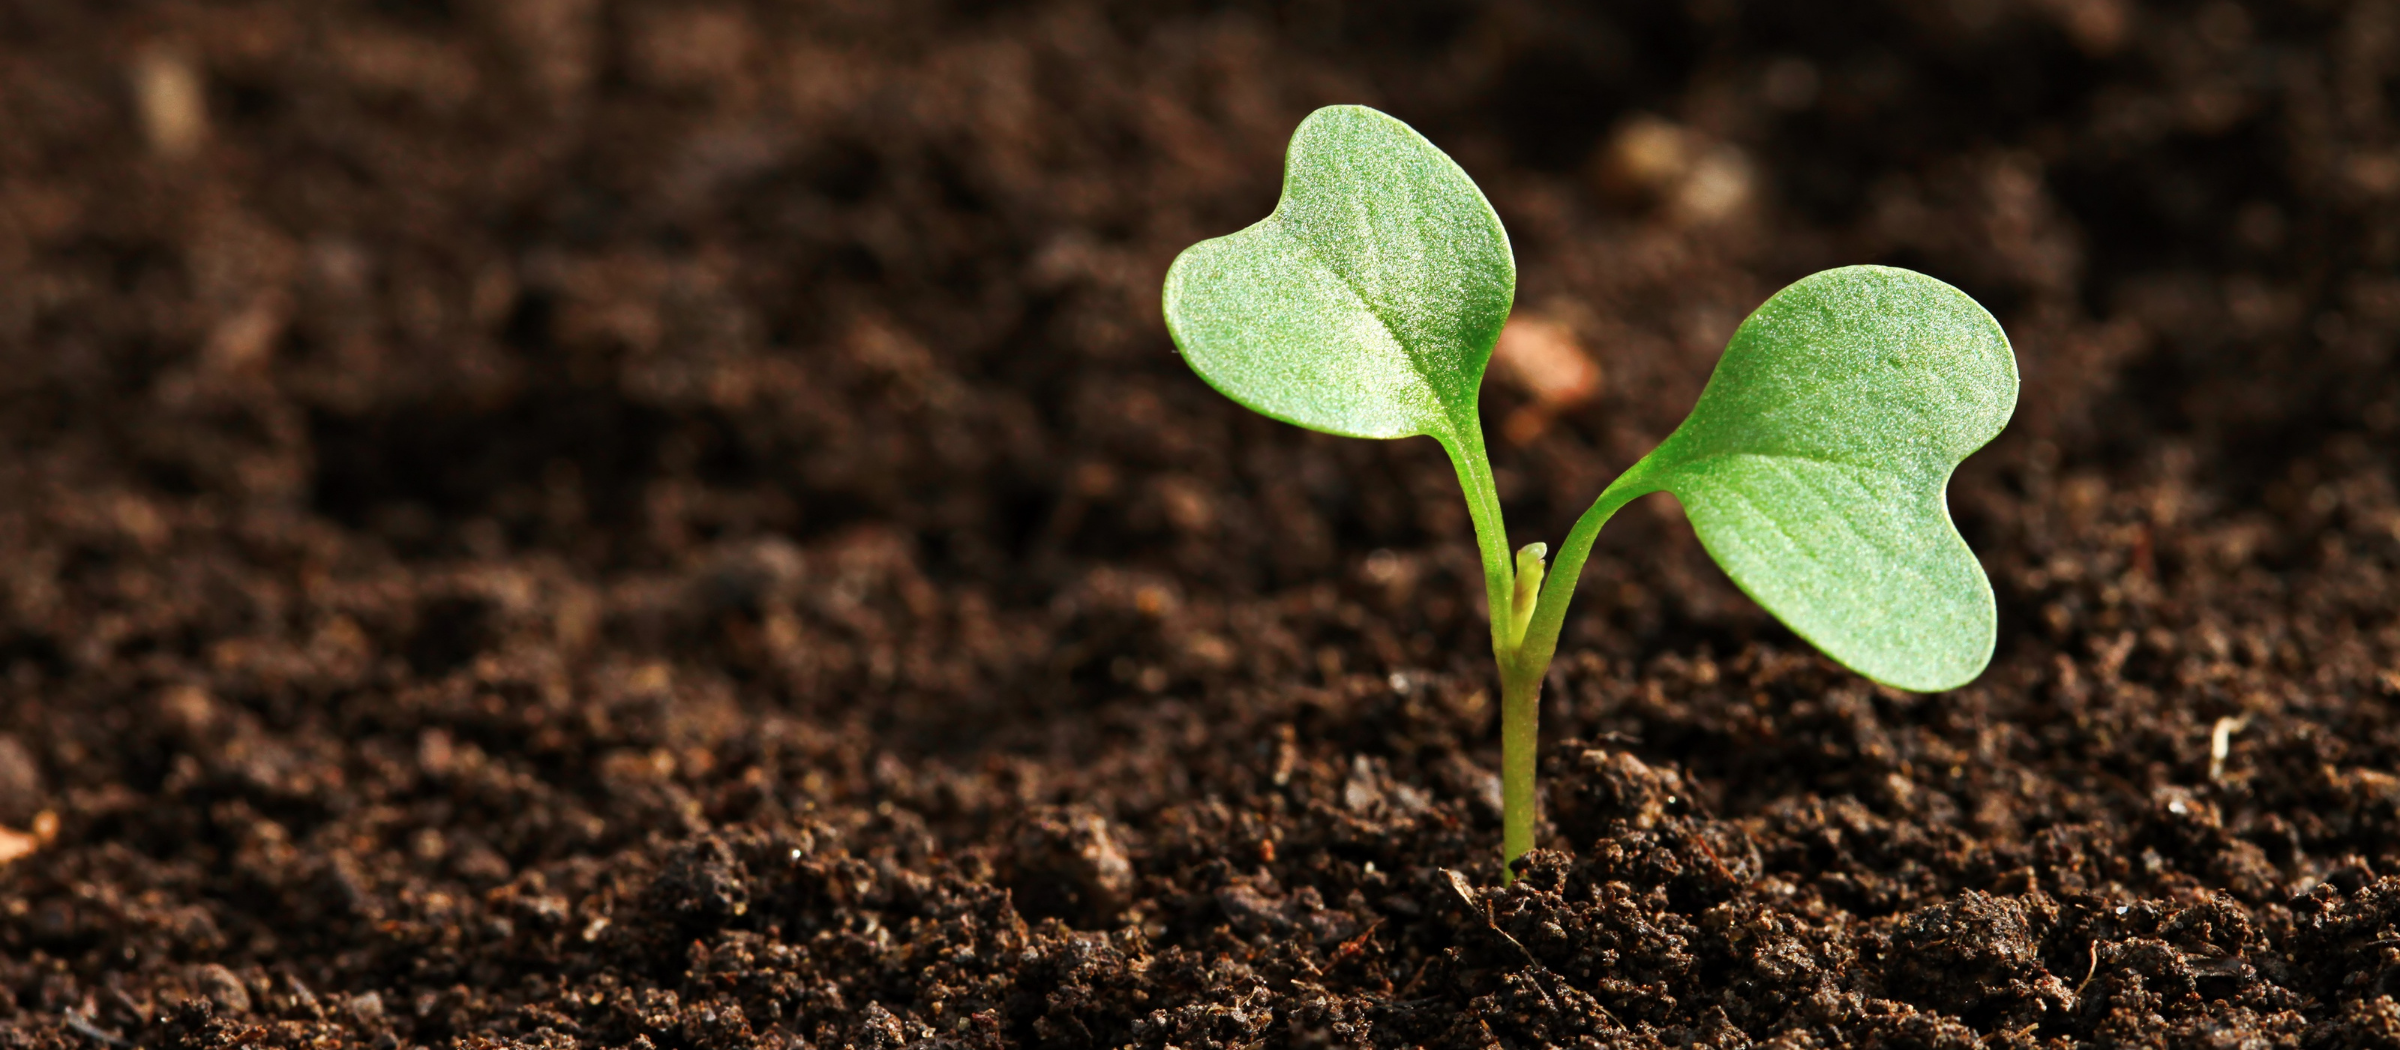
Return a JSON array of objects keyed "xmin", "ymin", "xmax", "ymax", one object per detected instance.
[{"xmin": 1162, "ymin": 105, "xmax": 2018, "ymax": 878}]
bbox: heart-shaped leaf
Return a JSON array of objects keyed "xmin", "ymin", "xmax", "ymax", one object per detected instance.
[
  {"xmin": 1161, "ymin": 105, "xmax": 1514, "ymax": 445},
  {"xmin": 1612, "ymin": 265, "xmax": 2017, "ymax": 691}
]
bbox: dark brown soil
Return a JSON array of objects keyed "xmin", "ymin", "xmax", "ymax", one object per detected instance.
[{"xmin": 4, "ymin": 1, "xmax": 2400, "ymax": 1047}]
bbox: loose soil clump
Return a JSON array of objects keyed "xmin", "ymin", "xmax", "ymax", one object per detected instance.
[{"xmin": 4, "ymin": 2, "xmax": 2400, "ymax": 1048}]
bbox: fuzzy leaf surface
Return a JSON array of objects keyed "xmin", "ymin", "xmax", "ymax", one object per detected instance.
[
  {"xmin": 1161, "ymin": 105, "xmax": 1513, "ymax": 443},
  {"xmin": 1619, "ymin": 265, "xmax": 2017, "ymax": 691}
]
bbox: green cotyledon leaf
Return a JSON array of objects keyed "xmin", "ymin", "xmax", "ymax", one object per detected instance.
[
  {"xmin": 1161, "ymin": 105, "xmax": 1513, "ymax": 445},
  {"xmin": 1609, "ymin": 265, "xmax": 2018, "ymax": 692}
]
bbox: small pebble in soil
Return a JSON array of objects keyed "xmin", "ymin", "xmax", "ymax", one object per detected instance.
[{"xmin": 0, "ymin": 733, "xmax": 41, "ymax": 825}]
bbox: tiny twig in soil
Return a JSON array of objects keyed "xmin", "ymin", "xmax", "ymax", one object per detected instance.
[
  {"xmin": 1328, "ymin": 918, "xmax": 1383, "ymax": 966},
  {"xmin": 2209, "ymin": 715, "xmax": 2248, "ymax": 783},
  {"xmin": 1481, "ymin": 900, "xmax": 1544, "ymax": 973},
  {"xmin": 61, "ymin": 1009, "xmax": 130, "ymax": 1049}
]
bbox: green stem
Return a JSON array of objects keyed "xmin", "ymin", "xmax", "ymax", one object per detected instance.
[
  {"xmin": 1498, "ymin": 653, "xmax": 1543, "ymax": 873},
  {"xmin": 1494, "ymin": 468, "xmax": 1659, "ymax": 880},
  {"xmin": 1444, "ymin": 423, "xmax": 1665, "ymax": 882}
]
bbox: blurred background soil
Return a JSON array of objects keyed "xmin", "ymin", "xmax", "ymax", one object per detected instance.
[{"xmin": 4, "ymin": 1, "xmax": 2400, "ymax": 1047}]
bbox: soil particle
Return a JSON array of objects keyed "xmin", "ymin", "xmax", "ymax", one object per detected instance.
[
  {"xmin": 1882, "ymin": 890, "xmax": 2069, "ymax": 1027},
  {"xmin": 192, "ymin": 965, "xmax": 252, "ymax": 1018},
  {"xmin": 1008, "ymin": 806, "xmax": 1135, "ymax": 926},
  {"xmin": 649, "ymin": 833, "xmax": 753, "ymax": 932}
]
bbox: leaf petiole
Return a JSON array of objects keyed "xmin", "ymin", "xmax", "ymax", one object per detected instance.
[{"xmin": 1439, "ymin": 423, "xmax": 1521, "ymax": 660}]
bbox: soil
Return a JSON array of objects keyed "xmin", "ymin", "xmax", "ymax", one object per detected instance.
[{"xmin": 3, "ymin": 1, "xmax": 2400, "ymax": 1047}]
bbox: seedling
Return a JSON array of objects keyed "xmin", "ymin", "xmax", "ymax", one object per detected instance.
[{"xmin": 1162, "ymin": 106, "xmax": 2017, "ymax": 878}]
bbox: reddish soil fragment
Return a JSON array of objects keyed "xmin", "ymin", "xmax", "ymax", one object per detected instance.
[{"xmin": 3, "ymin": 1, "xmax": 2400, "ymax": 1048}]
